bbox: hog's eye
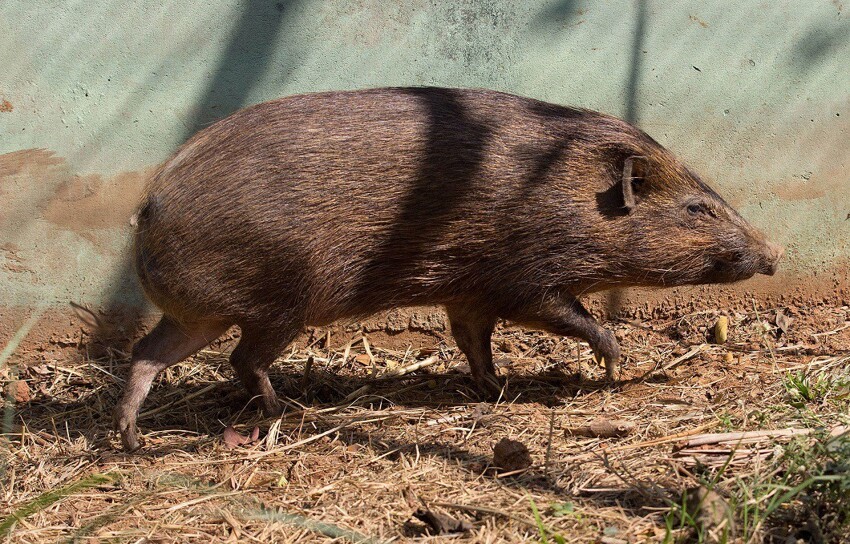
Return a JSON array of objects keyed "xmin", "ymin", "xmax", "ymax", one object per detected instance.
[
  {"xmin": 687, "ymin": 202, "xmax": 717, "ymax": 217},
  {"xmin": 686, "ymin": 202, "xmax": 712, "ymax": 216}
]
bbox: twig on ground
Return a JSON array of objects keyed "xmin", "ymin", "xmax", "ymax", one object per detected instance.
[
  {"xmin": 430, "ymin": 501, "xmax": 538, "ymax": 529},
  {"xmin": 679, "ymin": 425, "xmax": 850, "ymax": 448},
  {"xmin": 660, "ymin": 344, "xmax": 706, "ymax": 372},
  {"xmin": 139, "ymin": 383, "xmax": 220, "ymax": 419},
  {"xmin": 342, "ymin": 355, "xmax": 440, "ymax": 402},
  {"xmin": 600, "ymin": 421, "xmax": 720, "ymax": 454}
]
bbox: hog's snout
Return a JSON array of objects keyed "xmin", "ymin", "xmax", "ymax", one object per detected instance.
[
  {"xmin": 706, "ymin": 236, "xmax": 784, "ymax": 284},
  {"xmin": 758, "ymin": 241, "xmax": 784, "ymax": 276}
]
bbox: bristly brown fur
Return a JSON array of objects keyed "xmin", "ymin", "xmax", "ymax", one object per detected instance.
[{"xmin": 115, "ymin": 87, "xmax": 783, "ymax": 450}]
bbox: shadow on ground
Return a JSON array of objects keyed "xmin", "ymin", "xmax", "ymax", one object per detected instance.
[{"xmin": 15, "ymin": 347, "xmax": 673, "ymax": 505}]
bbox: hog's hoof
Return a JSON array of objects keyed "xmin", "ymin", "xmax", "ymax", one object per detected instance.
[
  {"xmin": 261, "ymin": 397, "xmax": 284, "ymax": 418},
  {"xmin": 121, "ymin": 430, "xmax": 141, "ymax": 452},
  {"xmin": 474, "ymin": 372, "xmax": 504, "ymax": 400},
  {"xmin": 593, "ymin": 332, "xmax": 621, "ymax": 382},
  {"xmin": 595, "ymin": 354, "xmax": 621, "ymax": 382},
  {"xmin": 114, "ymin": 409, "xmax": 141, "ymax": 452},
  {"xmin": 594, "ymin": 352, "xmax": 620, "ymax": 381}
]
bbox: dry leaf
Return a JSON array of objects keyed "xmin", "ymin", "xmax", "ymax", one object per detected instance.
[
  {"xmin": 775, "ymin": 309, "xmax": 794, "ymax": 336},
  {"xmin": 29, "ymin": 364, "xmax": 51, "ymax": 376},
  {"xmin": 683, "ymin": 486, "xmax": 736, "ymax": 544},
  {"xmin": 566, "ymin": 418, "xmax": 635, "ymax": 438},
  {"xmin": 70, "ymin": 301, "xmax": 105, "ymax": 329},
  {"xmin": 222, "ymin": 426, "xmax": 260, "ymax": 449}
]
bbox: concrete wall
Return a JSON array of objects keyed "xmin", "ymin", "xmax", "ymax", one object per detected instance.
[{"xmin": 1, "ymin": 0, "xmax": 848, "ymax": 313}]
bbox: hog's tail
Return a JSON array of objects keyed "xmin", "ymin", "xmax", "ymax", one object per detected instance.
[{"xmin": 132, "ymin": 195, "xmax": 183, "ymax": 320}]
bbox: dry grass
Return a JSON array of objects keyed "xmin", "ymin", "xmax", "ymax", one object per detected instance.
[{"xmin": 2, "ymin": 301, "xmax": 849, "ymax": 543}]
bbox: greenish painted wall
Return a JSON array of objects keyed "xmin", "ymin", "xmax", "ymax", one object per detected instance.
[{"xmin": 1, "ymin": 0, "xmax": 848, "ymax": 310}]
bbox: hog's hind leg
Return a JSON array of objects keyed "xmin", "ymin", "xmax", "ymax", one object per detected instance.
[
  {"xmin": 446, "ymin": 304, "xmax": 501, "ymax": 398},
  {"xmin": 229, "ymin": 325, "xmax": 298, "ymax": 417},
  {"xmin": 114, "ymin": 316, "xmax": 229, "ymax": 451}
]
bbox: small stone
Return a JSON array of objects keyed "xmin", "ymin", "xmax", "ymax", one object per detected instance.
[
  {"xmin": 412, "ymin": 508, "xmax": 472, "ymax": 534},
  {"xmin": 222, "ymin": 425, "xmax": 260, "ymax": 449},
  {"xmin": 683, "ymin": 486, "xmax": 735, "ymax": 544},
  {"xmin": 6, "ymin": 380, "xmax": 31, "ymax": 403},
  {"xmin": 714, "ymin": 316, "xmax": 729, "ymax": 344},
  {"xmin": 493, "ymin": 438, "xmax": 532, "ymax": 472}
]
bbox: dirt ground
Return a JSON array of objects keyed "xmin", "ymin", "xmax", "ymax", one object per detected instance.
[{"xmin": 2, "ymin": 299, "xmax": 849, "ymax": 543}]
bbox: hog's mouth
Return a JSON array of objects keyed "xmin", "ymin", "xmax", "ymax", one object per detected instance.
[
  {"xmin": 706, "ymin": 252, "xmax": 779, "ymax": 283},
  {"xmin": 705, "ymin": 257, "xmax": 760, "ymax": 284}
]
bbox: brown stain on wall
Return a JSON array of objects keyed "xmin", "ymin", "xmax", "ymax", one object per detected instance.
[
  {"xmin": 0, "ymin": 149, "xmax": 65, "ymax": 179},
  {"xmin": 774, "ymin": 178, "xmax": 827, "ymax": 201},
  {"xmin": 0, "ymin": 149, "xmax": 66, "ymax": 222},
  {"xmin": 42, "ymin": 169, "xmax": 152, "ymax": 230},
  {"xmin": 688, "ymin": 15, "xmax": 709, "ymax": 28},
  {"xmin": 0, "ymin": 99, "xmax": 13, "ymax": 112},
  {"xmin": 0, "ymin": 148, "xmax": 151, "ymax": 231}
]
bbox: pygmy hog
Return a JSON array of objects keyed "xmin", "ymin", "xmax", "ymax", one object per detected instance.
[{"xmin": 115, "ymin": 87, "xmax": 783, "ymax": 450}]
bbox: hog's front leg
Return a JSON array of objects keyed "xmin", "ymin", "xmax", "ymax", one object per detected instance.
[{"xmin": 507, "ymin": 296, "xmax": 620, "ymax": 379}]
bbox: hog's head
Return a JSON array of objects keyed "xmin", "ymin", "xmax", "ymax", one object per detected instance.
[{"xmin": 599, "ymin": 144, "xmax": 783, "ymax": 287}]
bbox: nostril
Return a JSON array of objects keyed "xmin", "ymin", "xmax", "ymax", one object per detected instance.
[{"xmin": 761, "ymin": 242, "xmax": 784, "ymax": 276}]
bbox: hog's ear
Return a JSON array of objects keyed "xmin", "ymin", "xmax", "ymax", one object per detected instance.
[{"xmin": 621, "ymin": 156, "xmax": 647, "ymax": 213}]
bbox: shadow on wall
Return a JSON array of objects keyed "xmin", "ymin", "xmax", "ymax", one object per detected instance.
[
  {"xmin": 623, "ymin": 0, "xmax": 647, "ymax": 125},
  {"xmin": 533, "ymin": 0, "xmax": 582, "ymax": 29},
  {"xmin": 533, "ymin": 0, "xmax": 649, "ymax": 318},
  {"xmin": 793, "ymin": 17, "xmax": 850, "ymax": 71},
  {"xmin": 609, "ymin": 0, "xmax": 647, "ymax": 319},
  {"xmin": 90, "ymin": 0, "xmax": 298, "ymax": 353},
  {"xmin": 184, "ymin": 0, "xmax": 304, "ymax": 137}
]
